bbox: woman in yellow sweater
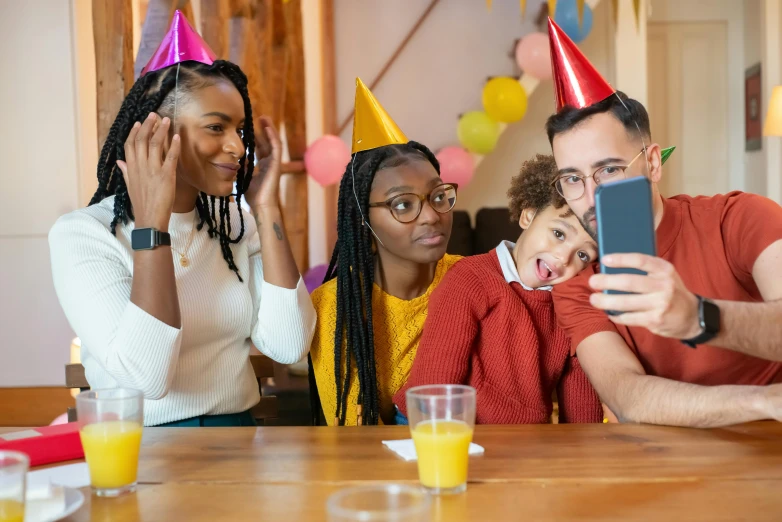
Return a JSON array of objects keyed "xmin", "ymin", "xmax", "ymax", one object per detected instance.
[{"xmin": 309, "ymin": 79, "xmax": 460, "ymax": 426}]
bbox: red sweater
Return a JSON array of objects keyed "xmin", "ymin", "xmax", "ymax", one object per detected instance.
[{"xmin": 394, "ymin": 250, "xmax": 602, "ymax": 424}]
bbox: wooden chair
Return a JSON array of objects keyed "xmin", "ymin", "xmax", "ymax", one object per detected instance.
[{"xmin": 65, "ymin": 354, "xmax": 278, "ymax": 425}]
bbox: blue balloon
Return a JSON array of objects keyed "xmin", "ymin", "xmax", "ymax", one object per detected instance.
[{"xmin": 554, "ymin": 0, "xmax": 593, "ymax": 44}]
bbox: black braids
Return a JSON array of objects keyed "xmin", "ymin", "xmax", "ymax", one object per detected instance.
[
  {"xmin": 408, "ymin": 141, "xmax": 441, "ymax": 174},
  {"xmin": 342, "ymin": 155, "xmax": 373, "ymax": 425},
  {"xmin": 210, "ymin": 195, "xmax": 218, "ymax": 232},
  {"xmin": 358, "ymin": 201, "xmax": 379, "ymax": 424},
  {"xmin": 105, "ymin": 71, "xmax": 180, "ymax": 234},
  {"xmin": 195, "ymin": 194, "xmax": 209, "ymax": 232},
  {"xmin": 307, "ymin": 354, "xmax": 321, "ymax": 425},
  {"xmin": 90, "ymin": 75, "xmax": 153, "ymax": 205},
  {"xmin": 110, "ymin": 192, "xmax": 124, "ymax": 235},
  {"xmin": 351, "ymin": 154, "xmax": 382, "ymax": 425},
  {"xmin": 333, "ymin": 167, "xmax": 356, "ymax": 425},
  {"xmin": 312, "ymin": 169, "xmax": 352, "ymax": 425},
  {"xmin": 346, "ymin": 236, "xmax": 369, "ymax": 423},
  {"xmin": 226, "ymin": 199, "xmax": 233, "ymax": 238}
]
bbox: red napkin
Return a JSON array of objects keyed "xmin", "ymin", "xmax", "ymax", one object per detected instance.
[{"xmin": 0, "ymin": 423, "xmax": 84, "ymax": 467}]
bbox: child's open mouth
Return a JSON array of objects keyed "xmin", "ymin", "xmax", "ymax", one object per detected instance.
[{"xmin": 535, "ymin": 258, "xmax": 559, "ymax": 282}]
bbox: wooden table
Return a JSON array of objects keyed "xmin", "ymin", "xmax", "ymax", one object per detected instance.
[{"xmin": 7, "ymin": 422, "xmax": 782, "ymax": 521}]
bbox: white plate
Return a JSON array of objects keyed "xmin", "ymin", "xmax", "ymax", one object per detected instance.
[
  {"xmin": 26, "ymin": 487, "xmax": 85, "ymax": 522},
  {"xmin": 57, "ymin": 488, "xmax": 85, "ymax": 521}
]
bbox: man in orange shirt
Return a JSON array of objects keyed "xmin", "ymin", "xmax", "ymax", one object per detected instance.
[{"xmin": 546, "ymin": 18, "xmax": 782, "ymax": 427}]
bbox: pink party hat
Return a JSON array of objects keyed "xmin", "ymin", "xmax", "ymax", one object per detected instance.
[{"xmin": 139, "ymin": 10, "xmax": 216, "ymax": 77}]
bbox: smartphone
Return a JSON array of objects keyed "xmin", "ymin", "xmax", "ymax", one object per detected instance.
[{"xmin": 595, "ymin": 176, "xmax": 656, "ymax": 316}]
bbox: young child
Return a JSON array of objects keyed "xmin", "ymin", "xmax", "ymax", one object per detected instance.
[{"xmin": 393, "ymin": 154, "xmax": 603, "ymax": 424}]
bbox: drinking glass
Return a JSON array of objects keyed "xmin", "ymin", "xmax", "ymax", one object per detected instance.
[
  {"xmin": 406, "ymin": 385, "xmax": 476, "ymax": 495},
  {"xmin": 77, "ymin": 388, "xmax": 144, "ymax": 497}
]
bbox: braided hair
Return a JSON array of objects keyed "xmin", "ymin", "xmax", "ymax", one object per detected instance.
[
  {"xmin": 308, "ymin": 141, "xmax": 440, "ymax": 426},
  {"xmin": 89, "ymin": 60, "xmax": 256, "ymax": 280}
]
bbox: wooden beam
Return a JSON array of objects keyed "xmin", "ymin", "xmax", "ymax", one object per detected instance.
[
  {"xmin": 283, "ymin": 0, "xmax": 306, "ymax": 160},
  {"xmin": 178, "ymin": 0, "xmax": 196, "ymax": 28},
  {"xmin": 93, "ymin": 0, "xmax": 135, "ymax": 152},
  {"xmin": 281, "ymin": 160, "xmax": 305, "ymax": 174},
  {"xmin": 201, "ymin": 0, "xmax": 231, "ymax": 58},
  {"xmin": 234, "ymin": 2, "xmax": 274, "ymax": 121},
  {"xmin": 279, "ymin": 0, "xmax": 308, "ymax": 272},
  {"xmin": 321, "ymin": 0, "xmax": 338, "ymax": 257},
  {"xmin": 279, "ymin": 173, "xmax": 309, "ymax": 272},
  {"xmin": 268, "ymin": 0, "xmax": 289, "ymax": 126},
  {"xmin": 229, "ymin": 0, "xmax": 255, "ymax": 17}
]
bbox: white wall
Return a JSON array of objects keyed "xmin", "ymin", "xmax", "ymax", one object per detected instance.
[
  {"xmin": 650, "ymin": 0, "xmax": 746, "ymax": 193},
  {"xmin": 302, "ymin": 0, "xmax": 328, "ymax": 268},
  {"xmin": 333, "ymin": 0, "xmax": 590, "ymax": 218},
  {"xmin": 0, "ymin": 1, "xmax": 81, "ymax": 386},
  {"xmin": 762, "ymin": 0, "xmax": 782, "ymax": 203},
  {"xmin": 744, "ymin": 0, "xmax": 765, "ymax": 195}
]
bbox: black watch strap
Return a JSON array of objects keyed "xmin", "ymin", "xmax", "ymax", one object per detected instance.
[
  {"xmin": 681, "ymin": 295, "xmax": 720, "ymax": 348},
  {"xmin": 131, "ymin": 228, "xmax": 171, "ymax": 251}
]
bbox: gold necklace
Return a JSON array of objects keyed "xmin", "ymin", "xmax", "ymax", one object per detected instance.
[{"xmin": 171, "ymin": 214, "xmax": 197, "ymax": 267}]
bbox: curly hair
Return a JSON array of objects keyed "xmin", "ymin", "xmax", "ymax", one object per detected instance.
[{"xmin": 507, "ymin": 153, "xmax": 566, "ymax": 223}]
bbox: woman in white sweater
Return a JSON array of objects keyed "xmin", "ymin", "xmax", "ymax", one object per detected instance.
[{"xmin": 48, "ymin": 19, "xmax": 315, "ymax": 427}]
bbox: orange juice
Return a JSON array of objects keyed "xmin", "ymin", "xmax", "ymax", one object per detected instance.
[
  {"xmin": 80, "ymin": 420, "xmax": 143, "ymax": 489},
  {"xmin": 0, "ymin": 499, "xmax": 24, "ymax": 522},
  {"xmin": 411, "ymin": 420, "xmax": 473, "ymax": 489}
]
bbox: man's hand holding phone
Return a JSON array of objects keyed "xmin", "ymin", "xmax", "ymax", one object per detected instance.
[{"xmin": 588, "ymin": 253, "xmax": 701, "ymax": 339}]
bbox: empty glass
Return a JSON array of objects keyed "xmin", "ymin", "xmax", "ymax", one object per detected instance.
[{"xmin": 327, "ymin": 484, "xmax": 431, "ymax": 522}]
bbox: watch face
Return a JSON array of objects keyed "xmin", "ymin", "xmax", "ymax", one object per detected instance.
[
  {"xmin": 703, "ymin": 299, "xmax": 721, "ymax": 333},
  {"xmin": 131, "ymin": 229, "xmax": 154, "ymax": 250}
]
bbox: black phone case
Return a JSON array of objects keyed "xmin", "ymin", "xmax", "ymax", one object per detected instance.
[{"xmin": 595, "ymin": 177, "xmax": 657, "ymax": 316}]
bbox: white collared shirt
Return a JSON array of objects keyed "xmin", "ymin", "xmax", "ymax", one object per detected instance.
[{"xmin": 494, "ymin": 241, "xmax": 553, "ymax": 292}]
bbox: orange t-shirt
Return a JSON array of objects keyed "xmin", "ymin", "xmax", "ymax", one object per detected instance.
[{"xmin": 553, "ymin": 192, "xmax": 782, "ymax": 386}]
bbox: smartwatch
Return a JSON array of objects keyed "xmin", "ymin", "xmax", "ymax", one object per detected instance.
[
  {"xmin": 131, "ymin": 228, "xmax": 171, "ymax": 251},
  {"xmin": 681, "ymin": 295, "xmax": 720, "ymax": 348}
]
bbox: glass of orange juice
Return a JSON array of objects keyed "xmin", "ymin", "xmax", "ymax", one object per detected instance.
[
  {"xmin": 406, "ymin": 385, "xmax": 476, "ymax": 495},
  {"xmin": 76, "ymin": 388, "xmax": 144, "ymax": 497},
  {"xmin": 0, "ymin": 451, "xmax": 28, "ymax": 522}
]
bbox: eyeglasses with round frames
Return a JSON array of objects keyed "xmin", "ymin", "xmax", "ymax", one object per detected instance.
[{"xmin": 368, "ymin": 183, "xmax": 458, "ymax": 224}]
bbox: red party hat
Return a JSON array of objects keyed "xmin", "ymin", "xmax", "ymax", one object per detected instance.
[
  {"xmin": 139, "ymin": 10, "xmax": 216, "ymax": 77},
  {"xmin": 548, "ymin": 17, "xmax": 614, "ymax": 112}
]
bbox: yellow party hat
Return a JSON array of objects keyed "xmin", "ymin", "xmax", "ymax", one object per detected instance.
[{"xmin": 351, "ymin": 78, "xmax": 408, "ymax": 154}]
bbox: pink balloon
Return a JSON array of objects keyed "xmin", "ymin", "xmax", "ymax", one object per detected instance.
[
  {"xmin": 515, "ymin": 32, "xmax": 552, "ymax": 80},
  {"xmin": 304, "ymin": 135, "xmax": 351, "ymax": 187},
  {"xmin": 437, "ymin": 146, "xmax": 475, "ymax": 187}
]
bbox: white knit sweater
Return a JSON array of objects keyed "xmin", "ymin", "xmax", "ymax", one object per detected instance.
[{"xmin": 49, "ymin": 196, "xmax": 316, "ymax": 426}]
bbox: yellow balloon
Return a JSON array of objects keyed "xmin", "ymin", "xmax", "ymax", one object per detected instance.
[
  {"xmin": 482, "ymin": 77, "xmax": 528, "ymax": 123},
  {"xmin": 458, "ymin": 111, "xmax": 500, "ymax": 155}
]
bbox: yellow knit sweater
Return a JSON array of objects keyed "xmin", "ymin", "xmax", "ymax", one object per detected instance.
[{"xmin": 310, "ymin": 254, "xmax": 462, "ymax": 426}]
